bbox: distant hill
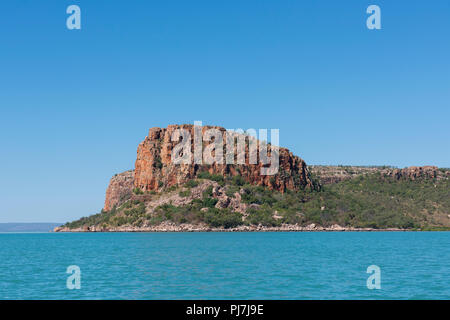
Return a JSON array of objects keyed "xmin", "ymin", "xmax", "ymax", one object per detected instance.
[{"xmin": 0, "ymin": 223, "xmax": 62, "ymax": 233}]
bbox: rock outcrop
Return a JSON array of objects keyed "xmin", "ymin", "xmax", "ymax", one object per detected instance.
[
  {"xmin": 104, "ymin": 170, "xmax": 134, "ymax": 211},
  {"xmin": 103, "ymin": 125, "xmax": 448, "ymax": 212},
  {"xmin": 310, "ymin": 165, "xmax": 448, "ymax": 185},
  {"xmin": 103, "ymin": 124, "xmax": 316, "ymax": 211},
  {"xmin": 134, "ymin": 124, "xmax": 315, "ymax": 192},
  {"xmin": 389, "ymin": 166, "xmax": 440, "ymax": 180}
]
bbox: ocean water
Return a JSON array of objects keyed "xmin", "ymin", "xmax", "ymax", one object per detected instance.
[{"xmin": 0, "ymin": 232, "xmax": 448, "ymax": 300}]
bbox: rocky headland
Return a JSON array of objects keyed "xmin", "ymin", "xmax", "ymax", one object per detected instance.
[{"xmin": 56, "ymin": 125, "xmax": 450, "ymax": 232}]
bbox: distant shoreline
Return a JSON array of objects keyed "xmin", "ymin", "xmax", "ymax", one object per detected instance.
[{"xmin": 0, "ymin": 223, "xmax": 62, "ymax": 233}]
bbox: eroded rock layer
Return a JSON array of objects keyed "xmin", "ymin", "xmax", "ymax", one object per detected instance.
[{"xmin": 134, "ymin": 125, "xmax": 315, "ymax": 192}]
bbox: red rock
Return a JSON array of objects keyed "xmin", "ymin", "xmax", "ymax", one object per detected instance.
[
  {"xmin": 390, "ymin": 166, "xmax": 439, "ymax": 180},
  {"xmin": 103, "ymin": 124, "xmax": 317, "ymax": 211},
  {"xmin": 134, "ymin": 124, "xmax": 315, "ymax": 193},
  {"xmin": 104, "ymin": 170, "xmax": 134, "ymax": 211}
]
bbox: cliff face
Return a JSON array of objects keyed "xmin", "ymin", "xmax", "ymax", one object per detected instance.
[
  {"xmin": 104, "ymin": 124, "xmax": 315, "ymax": 211},
  {"xmin": 104, "ymin": 170, "xmax": 134, "ymax": 211},
  {"xmin": 389, "ymin": 166, "xmax": 443, "ymax": 180},
  {"xmin": 310, "ymin": 165, "xmax": 447, "ymax": 186},
  {"xmin": 134, "ymin": 125, "xmax": 315, "ymax": 193}
]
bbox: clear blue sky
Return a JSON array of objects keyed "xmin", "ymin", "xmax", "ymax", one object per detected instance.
[{"xmin": 0, "ymin": 1, "xmax": 449, "ymax": 222}]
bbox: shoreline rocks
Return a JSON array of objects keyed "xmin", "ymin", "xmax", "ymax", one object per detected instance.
[{"xmin": 54, "ymin": 223, "xmax": 408, "ymax": 233}]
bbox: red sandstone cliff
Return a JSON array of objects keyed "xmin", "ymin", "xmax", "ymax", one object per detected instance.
[
  {"xmin": 134, "ymin": 125, "xmax": 314, "ymax": 191},
  {"xmin": 104, "ymin": 124, "xmax": 315, "ymax": 211}
]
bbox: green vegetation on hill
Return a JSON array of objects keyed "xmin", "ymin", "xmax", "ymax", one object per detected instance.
[
  {"xmin": 325, "ymin": 173, "xmax": 449, "ymax": 229},
  {"xmin": 63, "ymin": 170, "xmax": 450, "ymax": 230}
]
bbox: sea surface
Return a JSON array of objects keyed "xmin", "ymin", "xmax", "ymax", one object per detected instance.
[{"xmin": 0, "ymin": 232, "xmax": 449, "ymax": 299}]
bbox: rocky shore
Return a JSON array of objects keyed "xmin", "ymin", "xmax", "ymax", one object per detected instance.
[{"xmin": 54, "ymin": 223, "xmax": 407, "ymax": 233}]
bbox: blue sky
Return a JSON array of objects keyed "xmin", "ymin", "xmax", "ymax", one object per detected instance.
[{"xmin": 0, "ymin": 0, "xmax": 449, "ymax": 222}]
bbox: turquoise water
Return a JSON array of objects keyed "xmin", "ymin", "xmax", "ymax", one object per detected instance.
[{"xmin": 0, "ymin": 232, "xmax": 449, "ymax": 299}]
